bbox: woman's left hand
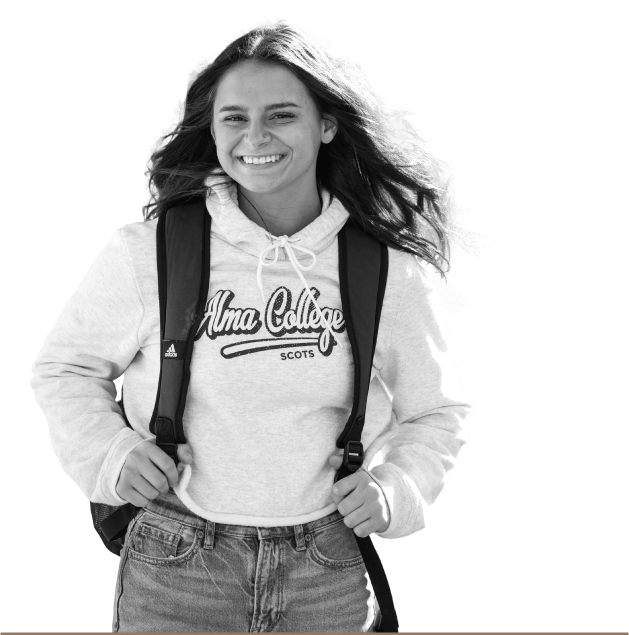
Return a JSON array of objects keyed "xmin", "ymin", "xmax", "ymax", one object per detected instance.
[{"xmin": 328, "ymin": 451, "xmax": 391, "ymax": 537}]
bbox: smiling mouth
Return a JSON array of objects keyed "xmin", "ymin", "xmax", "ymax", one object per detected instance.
[{"xmin": 238, "ymin": 154, "xmax": 287, "ymax": 167}]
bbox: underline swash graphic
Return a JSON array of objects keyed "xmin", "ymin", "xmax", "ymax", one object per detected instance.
[{"xmin": 221, "ymin": 337, "xmax": 320, "ymax": 359}]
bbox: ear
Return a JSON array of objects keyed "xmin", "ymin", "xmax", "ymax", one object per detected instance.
[
  {"xmin": 210, "ymin": 122, "xmax": 216, "ymax": 143},
  {"xmin": 321, "ymin": 114, "xmax": 338, "ymax": 144}
]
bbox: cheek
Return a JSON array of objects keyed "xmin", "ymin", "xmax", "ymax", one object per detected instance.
[
  {"xmin": 216, "ymin": 142, "xmax": 239, "ymax": 167},
  {"xmin": 300, "ymin": 125, "xmax": 323, "ymax": 156}
]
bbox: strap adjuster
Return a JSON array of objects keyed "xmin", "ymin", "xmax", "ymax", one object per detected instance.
[{"xmin": 343, "ymin": 440, "xmax": 364, "ymax": 473}]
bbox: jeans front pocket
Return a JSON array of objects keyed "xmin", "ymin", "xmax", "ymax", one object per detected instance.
[
  {"xmin": 307, "ymin": 518, "xmax": 365, "ymax": 569},
  {"xmin": 128, "ymin": 510, "xmax": 200, "ymax": 566}
]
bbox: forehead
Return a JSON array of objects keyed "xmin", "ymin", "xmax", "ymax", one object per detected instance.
[{"xmin": 214, "ymin": 61, "xmax": 313, "ymax": 109}]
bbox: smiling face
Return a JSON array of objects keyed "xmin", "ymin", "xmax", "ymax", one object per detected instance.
[{"xmin": 211, "ymin": 60, "xmax": 337, "ymax": 201}]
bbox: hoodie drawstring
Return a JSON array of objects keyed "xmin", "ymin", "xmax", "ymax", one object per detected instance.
[{"xmin": 257, "ymin": 234, "xmax": 343, "ymax": 350}]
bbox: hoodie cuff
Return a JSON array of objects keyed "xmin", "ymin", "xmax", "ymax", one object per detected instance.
[
  {"xmin": 95, "ymin": 428, "xmax": 148, "ymax": 506},
  {"xmin": 363, "ymin": 463, "xmax": 419, "ymax": 539}
]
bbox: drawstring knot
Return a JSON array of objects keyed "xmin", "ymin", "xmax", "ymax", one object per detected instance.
[{"xmin": 257, "ymin": 234, "xmax": 343, "ymax": 350}]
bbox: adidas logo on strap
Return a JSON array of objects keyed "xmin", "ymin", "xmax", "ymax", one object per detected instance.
[
  {"xmin": 165, "ymin": 344, "xmax": 177, "ymax": 358},
  {"xmin": 162, "ymin": 340, "xmax": 185, "ymax": 359}
]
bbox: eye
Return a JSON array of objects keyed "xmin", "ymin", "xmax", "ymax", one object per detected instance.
[{"xmin": 222, "ymin": 113, "xmax": 296, "ymax": 123}]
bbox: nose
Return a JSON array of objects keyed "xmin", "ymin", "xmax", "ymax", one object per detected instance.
[{"xmin": 245, "ymin": 118, "xmax": 271, "ymax": 148}]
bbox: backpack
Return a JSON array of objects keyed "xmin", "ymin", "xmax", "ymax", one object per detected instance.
[{"xmin": 89, "ymin": 201, "xmax": 399, "ymax": 632}]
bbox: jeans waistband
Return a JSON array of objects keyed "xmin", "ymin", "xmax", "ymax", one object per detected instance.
[{"xmin": 141, "ymin": 489, "xmax": 345, "ymax": 540}]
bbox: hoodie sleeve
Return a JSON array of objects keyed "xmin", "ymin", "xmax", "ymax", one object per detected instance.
[
  {"xmin": 366, "ymin": 253, "xmax": 472, "ymax": 539},
  {"xmin": 30, "ymin": 227, "xmax": 148, "ymax": 506}
]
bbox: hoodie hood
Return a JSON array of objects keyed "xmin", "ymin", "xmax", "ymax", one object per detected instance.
[{"xmin": 203, "ymin": 171, "xmax": 350, "ymax": 261}]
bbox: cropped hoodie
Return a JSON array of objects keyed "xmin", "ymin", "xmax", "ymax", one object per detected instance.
[{"xmin": 31, "ymin": 173, "xmax": 472, "ymax": 539}]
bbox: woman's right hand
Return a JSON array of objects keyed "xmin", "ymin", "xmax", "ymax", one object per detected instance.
[{"xmin": 115, "ymin": 440, "xmax": 193, "ymax": 507}]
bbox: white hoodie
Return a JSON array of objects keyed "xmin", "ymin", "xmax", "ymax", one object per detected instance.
[{"xmin": 31, "ymin": 173, "xmax": 472, "ymax": 539}]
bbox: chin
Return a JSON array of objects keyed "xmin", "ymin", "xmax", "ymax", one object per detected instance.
[{"xmin": 235, "ymin": 175, "xmax": 286, "ymax": 193}]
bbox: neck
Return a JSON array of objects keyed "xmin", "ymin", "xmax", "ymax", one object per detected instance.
[{"xmin": 237, "ymin": 181, "xmax": 323, "ymax": 237}]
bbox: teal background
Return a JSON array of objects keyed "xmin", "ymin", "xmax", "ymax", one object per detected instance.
[{"xmin": 5, "ymin": 1, "xmax": 627, "ymax": 631}]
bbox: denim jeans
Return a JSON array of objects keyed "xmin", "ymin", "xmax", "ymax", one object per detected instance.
[{"xmin": 112, "ymin": 489, "xmax": 380, "ymax": 632}]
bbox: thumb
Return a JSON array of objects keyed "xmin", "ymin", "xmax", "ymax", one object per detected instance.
[
  {"xmin": 328, "ymin": 451, "xmax": 343, "ymax": 470},
  {"xmin": 177, "ymin": 443, "xmax": 194, "ymax": 465}
]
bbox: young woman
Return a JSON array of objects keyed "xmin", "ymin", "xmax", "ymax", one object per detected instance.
[{"xmin": 31, "ymin": 22, "xmax": 472, "ymax": 633}]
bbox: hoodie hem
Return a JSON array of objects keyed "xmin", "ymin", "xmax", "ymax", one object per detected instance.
[
  {"xmin": 176, "ymin": 494, "xmax": 338, "ymax": 527},
  {"xmin": 172, "ymin": 464, "xmax": 338, "ymax": 526}
]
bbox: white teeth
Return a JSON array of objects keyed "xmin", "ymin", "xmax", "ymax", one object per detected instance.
[{"xmin": 241, "ymin": 154, "xmax": 284, "ymax": 164}]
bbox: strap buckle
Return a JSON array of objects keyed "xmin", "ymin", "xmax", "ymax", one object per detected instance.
[{"xmin": 343, "ymin": 440, "xmax": 364, "ymax": 473}]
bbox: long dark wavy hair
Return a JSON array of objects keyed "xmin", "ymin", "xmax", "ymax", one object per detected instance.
[{"xmin": 143, "ymin": 21, "xmax": 458, "ymax": 277}]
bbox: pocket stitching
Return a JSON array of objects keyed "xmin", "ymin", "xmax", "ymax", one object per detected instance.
[
  {"xmin": 128, "ymin": 513, "xmax": 200, "ymax": 566},
  {"xmin": 137, "ymin": 522, "xmax": 181, "ymax": 547},
  {"xmin": 307, "ymin": 520, "xmax": 364, "ymax": 569},
  {"xmin": 129, "ymin": 536, "xmax": 199, "ymax": 566}
]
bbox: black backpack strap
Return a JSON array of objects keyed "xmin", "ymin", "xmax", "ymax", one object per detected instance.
[
  {"xmin": 100, "ymin": 201, "xmax": 211, "ymax": 543},
  {"xmin": 148, "ymin": 201, "xmax": 212, "ymax": 464},
  {"xmin": 335, "ymin": 220, "xmax": 398, "ymax": 633},
  {"xmin": 335, "ymin": 220, "xmax": 388, "ymax": 480}
]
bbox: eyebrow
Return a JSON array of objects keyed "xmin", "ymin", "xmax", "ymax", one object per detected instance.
[{"xmin": 217, "ymin": 101, "xmax": 302, "ymax": 113}]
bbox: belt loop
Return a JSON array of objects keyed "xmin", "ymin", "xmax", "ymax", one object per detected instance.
[
  {"xmin": 203, "ymin": 520, "xmax": 215, "ymax": 550},
  {"xmin": 294, "ymin": 523, "xmax": 306, "ymax": 551}
]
